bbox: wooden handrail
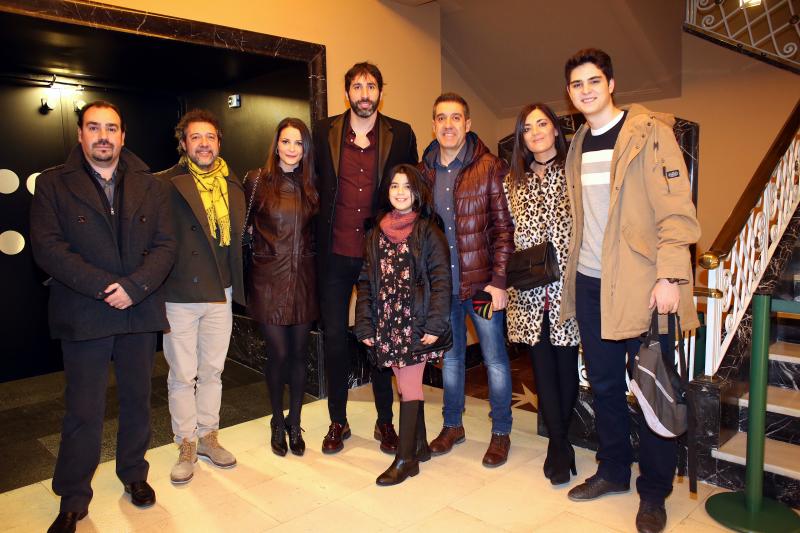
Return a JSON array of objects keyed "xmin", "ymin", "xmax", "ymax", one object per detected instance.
[{"xmin": 699, "ymin": 98, "xmax": 800, "ymax": 270}]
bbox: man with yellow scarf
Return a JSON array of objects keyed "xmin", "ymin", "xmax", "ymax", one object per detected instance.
[{"xmin": 156, "ymin": 109, "xmax": 246, "ymax": 484}]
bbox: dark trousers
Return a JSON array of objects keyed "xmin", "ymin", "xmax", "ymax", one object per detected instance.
[
  {"xmin": 53, "ymin": 332, "xmax": 156, "ymax": 513},
  {"xmin": 528, "ymin": 314, "xmax": 579, "ymax": 444},
  {"xmin": 575, "ymin": 272, "xmax": 677, "ymax": 504},
  {"xmin": 319, "ymin": 253, "xmax": 394, "ymax": 425}
]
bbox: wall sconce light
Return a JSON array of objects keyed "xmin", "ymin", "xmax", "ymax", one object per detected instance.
[
  {"xmin": 39, "ymin": 96, "xmax": 54, "ymax": 114},
  {"xmin": 74, "ymin": 99, "xmax": 86, "ymax": 112},
  {"xmin": 740, "ymin": 0, "xmax": 762, "ymax": 7}
]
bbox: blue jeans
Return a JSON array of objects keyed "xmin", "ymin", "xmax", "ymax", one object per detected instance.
[{"xmin": 442, "ymin": 295, "xmax": 513, "ymax": 434}]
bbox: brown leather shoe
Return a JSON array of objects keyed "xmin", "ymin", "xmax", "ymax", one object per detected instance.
[
  {"xmin": 482, "ymin": 433, "xmax": 510, "ymax": 468},
  {"xmin": 321, "ymin": 422, "xmax": 351, "ymax": 454},
  {"xmin": 429, "ymin": 426, "xmax": 465, "ymax": 456},
  {"xmin": 374, "ymin": 421, "xmax": 399, "ymax": 454}
]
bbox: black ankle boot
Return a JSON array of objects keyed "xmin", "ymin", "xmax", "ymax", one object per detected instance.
[
  {"xmin": 270, "ymin": 419, "xmax": 288, "ymax": 457},
  {"xmin": 377, "ymin": 400, "xmax": 420, "ymax": 486},
  {"xmin": 549, "ymin": 441, "xmax": 577, "ymax": 486},
  {"xmin": 415, "ymin": 400, "xmax": 431, "ymax": 462},
  {"xmin": 288, "ymin": 424, "xmax": 305, "ymax": 456}
]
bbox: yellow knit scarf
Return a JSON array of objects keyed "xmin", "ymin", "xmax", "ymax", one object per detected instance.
[{"xmin": 183, "ymin": 155, "xmax": 231, "ymax": 246}]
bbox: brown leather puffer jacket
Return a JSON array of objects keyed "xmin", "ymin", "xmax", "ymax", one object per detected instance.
[
  {"xmin": 244, "ymin": 167, "xmax": 319, "ymax": 325},
  {"xmin": 419, "ymin": 133, "xmax": 514, "ymax": 301}
]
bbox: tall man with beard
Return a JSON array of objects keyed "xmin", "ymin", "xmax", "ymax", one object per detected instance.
[
  {"xmin": 31, "ymin": 101, "xmax": 175, "ymax": 533},
  {"xmin": 155, "ymin": 109, "xmax": 245, "ymax": 484},
  {"xmin": 314, "ymin": 62, "xmax": 418, "ymax": 454}
]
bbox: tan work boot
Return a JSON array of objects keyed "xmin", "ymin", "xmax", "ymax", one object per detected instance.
[
  {"xmin": 170, "ymin": 439, "xmax": 197, "ymax": 484},
  {"xmin": 198, "ymin": 430, "xmax": 237, "ymax": 468}
]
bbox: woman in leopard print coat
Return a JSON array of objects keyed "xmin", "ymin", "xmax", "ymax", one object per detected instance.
[{"xmin": 503, "ymin": 103, "xmax": 580, "ymax": 486}]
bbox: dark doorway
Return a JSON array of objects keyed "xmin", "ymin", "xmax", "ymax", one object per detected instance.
[{"xmin": 0, "ymin": 4, "xmax": 325, "ymax": 382}]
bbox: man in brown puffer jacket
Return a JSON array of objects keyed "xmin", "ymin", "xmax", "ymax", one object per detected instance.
[{"xmin": 418, "ymin": 92, "xmax": 515, "ymax": 468}]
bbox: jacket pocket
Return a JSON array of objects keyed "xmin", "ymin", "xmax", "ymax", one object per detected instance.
[{"xmin": 622, "ymin": 224, "xmax": 656, "ymax": 264}]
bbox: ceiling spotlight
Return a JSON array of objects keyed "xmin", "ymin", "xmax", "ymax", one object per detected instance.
[{"xmin": 740, "ymin": 0, "xmax": 762, "ymax": 7}]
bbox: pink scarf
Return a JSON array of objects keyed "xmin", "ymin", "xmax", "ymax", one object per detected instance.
[{"xmin": 379, "ymin": 210, "xmax": 418, "ymax": 243}]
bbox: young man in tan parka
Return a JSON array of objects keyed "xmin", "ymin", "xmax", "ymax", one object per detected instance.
[{"xmin": 559, "ymin": 48, "xmax": 700, "ymax": 533}]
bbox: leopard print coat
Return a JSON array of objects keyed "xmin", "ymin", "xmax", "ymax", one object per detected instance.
[{"xmin": 503, "ymin": 162, "xmax": 580, "ymax": 347}]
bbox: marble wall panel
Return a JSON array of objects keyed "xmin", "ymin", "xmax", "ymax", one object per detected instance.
[{"xmin": 738, "ymin": 407, "xmax": 800, "ymax": 445}]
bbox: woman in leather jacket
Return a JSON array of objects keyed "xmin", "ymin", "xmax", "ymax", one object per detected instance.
[
  {"xmin": 244, "ymin": 118, "xmax": 319, "ymax": 457},
  {"xmin": 355, "ymin": 164, "xmax": 451, "ymax": 486}
]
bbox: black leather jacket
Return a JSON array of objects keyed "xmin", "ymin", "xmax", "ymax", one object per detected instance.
[{"xmin": 355, "ymin": 214, "xmax": 452, "ymax": 357}]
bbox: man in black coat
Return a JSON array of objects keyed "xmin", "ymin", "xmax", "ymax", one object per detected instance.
[
  {"xmin": 155, "ymin": 109, "xmax": 245, "ymax": 485},
  {"xmin": 30, "ymin": 101, "xmax": 175, "ymax": 533},
  {"xmin": 314, "ymin": 61, "xmax": 418, "ymax": 454}
]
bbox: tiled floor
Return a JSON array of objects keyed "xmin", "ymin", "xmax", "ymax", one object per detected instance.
[
  {"xmin": 0, "ymin": 354, "xmax": 314, "ymax": 493},
  {"xmin": 0, "ymin": 384, "xmax": 738, "ymax": 532}
]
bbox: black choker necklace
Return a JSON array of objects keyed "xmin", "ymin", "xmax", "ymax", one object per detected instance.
[{"xmin": 533, "ymin": 154, "xmax": 557, "ymax": 166}]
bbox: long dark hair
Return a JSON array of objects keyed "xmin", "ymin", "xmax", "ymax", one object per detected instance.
[
  {"xmin": 508, "ymin": 103, "xmax": 567, "ymax": 195},
  {"xmin": 377, "ymin": 164, "xmax": 434, "ymax": 218},
  {"xmin": 260, "ymin": 117, "xmax": 319, "ymax": 213}
]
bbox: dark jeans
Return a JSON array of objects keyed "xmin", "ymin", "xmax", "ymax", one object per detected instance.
[
  {"xmin": 53, "ymin": 332, "xmax": 155, "ymax": 513},
  {"xmin": 319, "ymin": 253, "xmax": 394, "ymax": 425},
  {"xmin": 575, "ymin": 272, "xmax": 677, "ymax": 504}
]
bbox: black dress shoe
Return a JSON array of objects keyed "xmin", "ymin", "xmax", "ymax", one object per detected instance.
[
  {"xmin": 636, "ymin": 500, "xmax": 667, "ymax": 533},
  {"xmin": 288, "ymin": 424, "xmax": 305, "ymax": 456},
  {"xmin": 123, "ymin": 480, "xmax": 156, "ymax": 508},
  {"xmin": 567, "ymin": 475, "xmax": 629, "ymax": 501},
  {"xmin": 48, "ymin": 511, "xmax": 87, "ymax": 533}
]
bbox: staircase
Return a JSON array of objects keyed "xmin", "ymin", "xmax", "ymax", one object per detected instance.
[
  {"xmin": 690, "ymin": 98, "xmax": 800, "ymax": 510},
  {"xmin": 710, "ymin": 336, "xmax": 800, "ymax": 507}
]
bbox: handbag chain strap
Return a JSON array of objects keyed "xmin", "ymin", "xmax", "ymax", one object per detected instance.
[{"xmin": 242, "ymin": 172, "xmax": 261, "ymax": 243}]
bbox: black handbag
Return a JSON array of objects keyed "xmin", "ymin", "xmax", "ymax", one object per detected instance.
[{"xmin": 506, "ymin": 241, "xmax": 559, "ymax": 290}]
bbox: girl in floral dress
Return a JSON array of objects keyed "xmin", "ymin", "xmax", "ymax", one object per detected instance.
[{"xmin": 355, "ymin": 164, "xmax": 452, "ymax": 486}]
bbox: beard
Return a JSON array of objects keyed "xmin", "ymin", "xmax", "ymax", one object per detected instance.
[
  {"xmin": 349, "ymin": 97, "xmax": 378, "ymax": 118},
  {"xmin": 90, "ymin": 142, "xmax": 115, "ymax": 162}
]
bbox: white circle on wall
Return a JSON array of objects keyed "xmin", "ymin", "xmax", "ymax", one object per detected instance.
[
  {"xmin": 0, "ymin": 169, "xmax": 19, "ymax": 194},
  {"xmin": 0, "ymin": 230, "xmax": 25, "ymax": 255},
  {"xmin": 27, "ymin": 173, "xmax": 40, "ymax": 195}
]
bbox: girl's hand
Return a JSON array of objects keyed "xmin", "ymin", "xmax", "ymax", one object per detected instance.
[
  {"xmin": 362, "ymin": 338, "xmax": 375, "ymax": 347},
  {"xmin": 420, "ymin": 334, "xmax": 439, "ymax": 345}
]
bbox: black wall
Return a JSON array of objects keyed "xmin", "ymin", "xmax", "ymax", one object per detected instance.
[{"xmin": 0, "ymin": 28, "xmax": 310, "ymax": 383}]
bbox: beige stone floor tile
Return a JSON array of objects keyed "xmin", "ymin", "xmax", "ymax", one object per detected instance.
[
  {"xmin": 236, "ymin": 457, "xmax": 375, "ymax": 523},
  {"xmin": 448, "ymin": 458, "xmax": 573, "ymax": 531},
  {"xmin": 667, "ymin": 517, "xmax": 730, "ymax": 533},
  {"xmin": 341, "ymin": 463, "xmax": 486, "ymax": 529},
  {"xmin": 78, "ymin": 501, "xmax": 172, "ymax": 532},
  {"xmin": 685, "ymin": 486, "xmax": 736, "ymax": 528},
  {"xmin": 136, "ymin": 492, "xmax": 277, "ymax": 533},
  {"xmin": 269, "ymin": 499, "xmax": 395, "ymax": 533},
  {"xmin": 566, "ymin": 475, "xmax": 713, "ymax": 533},
  {"xmin": 0, "ymin": 482, "xmax": 58, "ymax": 532},
  {"xmin": 421, "ymin": 437, "xmax": 543, "ymax": 483},
  {"xmin": 533, "ymin": 511, "xmax": 624, "ymax": 533},
  {"xmin": 400, "ymin": 506, "xmax": 495, "ymax": 532}
]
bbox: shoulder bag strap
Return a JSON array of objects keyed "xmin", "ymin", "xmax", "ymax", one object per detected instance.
[{"xmin": 242, "ymin": 172, "xmax": 261, "ymax": 243}]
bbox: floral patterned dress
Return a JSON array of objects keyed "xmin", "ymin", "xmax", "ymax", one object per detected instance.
[{"xmin": 374, "ymin": 233, "xmax": 443, "ymax": 367}]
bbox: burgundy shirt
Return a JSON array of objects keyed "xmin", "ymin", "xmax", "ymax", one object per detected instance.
[{"xmin": 332, "ymin": 124, "xmax": 377, "ymax": 257}]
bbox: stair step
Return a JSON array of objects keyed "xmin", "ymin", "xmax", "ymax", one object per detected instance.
[
  {"xmin": 712, "ymin": 432, "xmax": 800, "ymax": 480},
  {"xmin": 738, "ymin": 385, "xmax": 800, "ymax": 417},
  {"xmin": 770, "ymin": 340, "xmax": 800, "ymax": 364}
]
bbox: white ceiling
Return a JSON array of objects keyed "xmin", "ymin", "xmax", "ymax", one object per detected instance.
[{"xmin": 419, "ymin": 0, "xmax": 685, "ymax": 118}]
